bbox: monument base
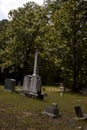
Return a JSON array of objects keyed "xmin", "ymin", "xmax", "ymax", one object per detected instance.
[{"xmin": 24, "ymin": 91, "xmax": 44, "ymax": 100}]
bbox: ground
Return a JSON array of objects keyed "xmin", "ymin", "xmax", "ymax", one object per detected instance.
[{"xmin": 0, "ymin": 86, "xmax": 87, "ymax": 130}]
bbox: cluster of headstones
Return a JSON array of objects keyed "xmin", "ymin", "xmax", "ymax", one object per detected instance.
[
  {"xmin": 4, "ymin": 50, "xmax": 44, "ymax": 100},
  {"xmin": 4, "ymin": 50, "xmax": 87, "ymax": 120}
]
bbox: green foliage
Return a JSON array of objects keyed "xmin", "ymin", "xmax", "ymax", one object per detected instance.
[
  {"xmin": 47, "ymin": 0, "xmax": 87, "ymax": 91},
  {"xmin": 1, "ymin": 2, "xmax": 48, "ymax": 79},
  {"xmin": 0, "ymin": 0, "xmax": 87, "ymax": 91}
]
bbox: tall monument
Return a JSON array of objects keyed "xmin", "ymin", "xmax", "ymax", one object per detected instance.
[
  {"xmin": 23, "ymin": 50, "xmax": 42, "ymax": 95},
  {"xmin": 29, "ymin": 50, "xmax": 42, "ymax": 94}
]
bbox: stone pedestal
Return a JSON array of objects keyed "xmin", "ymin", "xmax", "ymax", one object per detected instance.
[{"xmin": 30, "ymin": 75, "xmax": 41, "ymax": 94}]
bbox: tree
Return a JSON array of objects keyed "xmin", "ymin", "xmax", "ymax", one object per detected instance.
[
  {"xmin": 0, "ymin": 0, "xmax": 87, "ymax": 88},
  {"xmin": 50, "ymin": 0, "xmax": 87, "ymax": 91},
  {"xmin": 0, "ymin": 19, "xmax": 9, "ymax": 83},
  {"xmin": 1, "ymin": 2, "xmax": 53, "ymax": 83}
]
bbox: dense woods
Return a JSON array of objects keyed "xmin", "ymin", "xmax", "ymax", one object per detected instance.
[{"xmin": 0, "ymin": 0, "xmax": 87, "ymax": 92}]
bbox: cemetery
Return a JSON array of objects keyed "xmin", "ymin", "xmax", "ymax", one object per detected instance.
[
  {"xmin": 0, "ymin": 85, "xmax": 87, "ymax": 130},
  {"xmin": 0, "ymin": 0, "xmax": 87, "ymax": 129},
  {"xmin": 4, "ymin": 50, "xmax": 46, "ymax": 100},
  {"xmin": 1, "ymin": 50, "xmax": 87, "ymax": 130}
]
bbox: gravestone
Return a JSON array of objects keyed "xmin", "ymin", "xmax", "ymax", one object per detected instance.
[
  {"xmin": 23, "ymin": 75, "xmax": 32, "ymax": 91},
  {"xmin": 59, "ymin": 82, "xmax": 64, "ymax": 97},
  {"xmin": 23, "ymin": 50, "xmax": 43, "ymax": 99},
  {"xmin": 74, "ymin": 105, "xmax": 87, "ymax": 120},
  {"xmin": 29, "ymin": 50, "xmax": 42, "ymax": 94},
  {"xmin": 42, "ymin": 103, "xmax": 61, "ymax": 118},
  {"xmin": 29, "ymin": 75, "xmax": 42, "ymax": 94},
  {"xmin": 74, "ymin": 105, "xmax": 83, "ymax": 118},
  {"xmin": 4, "ymin": 78, "xmax": 16, "ymax": 92}
]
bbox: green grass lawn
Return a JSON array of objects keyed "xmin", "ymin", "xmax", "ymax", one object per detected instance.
[{"xmin": 0, "ymin": 85, "xmax": 87, "ymax": 130}]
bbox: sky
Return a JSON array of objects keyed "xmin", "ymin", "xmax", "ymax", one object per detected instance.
[{"xmin": 0, "ymin": 0, "xmax": 44, "ymax": 20}]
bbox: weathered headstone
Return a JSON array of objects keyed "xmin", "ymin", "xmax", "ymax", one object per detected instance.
[
  {"xmin": 23, "ymin": 75, "xmax": 32, "ymax": 91},
  {"xmin": 42, "ymin": 103, "xmax": 61, "ymax": 118},
  {"xmin": 74, "ymin": 105, "xmax": 83, "ymax": 118},
  {"xmin": 74, "ymin": 105, "xmax": 87, "ymax": 120},
  {"xmin": 4, "ymin": 78, "xmax": 16, "ymax": 92},
  {"xmin": 59, "ymin": 82, "xmax": 64, "ymax": 97}
]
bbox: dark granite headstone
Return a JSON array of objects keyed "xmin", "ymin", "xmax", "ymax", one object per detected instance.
[
  {"xmin": 74, "ymin": 105, "xmax": 87, "ymax": 120},
  {"xmin": 4, "ymin": 78, "xmax": 16, "ymax": 92},
  {"xmin": 74, "ymin": 105, "xmax": 83, "ymax": 117}
]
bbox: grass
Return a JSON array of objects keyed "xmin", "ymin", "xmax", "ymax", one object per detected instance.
[{"xmin": 0, "ymin": 85, "xmax": 87, "ymax": 130}]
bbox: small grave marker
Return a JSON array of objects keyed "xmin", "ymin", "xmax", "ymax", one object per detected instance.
[
  {"xmin": 59, "ymin": 82, "xmax": 64, "ymax": 97},
  {"xmin": 42, "ymin": 103, "xmax": 61, "ymax": 118},
  {"xmin": 74, "ymin": 105, "xmax": 87, "ymax": 120},
  {"xmin": 4, "ymin": 78, "xmax": 16, "ymax": 92}
]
